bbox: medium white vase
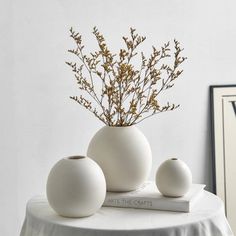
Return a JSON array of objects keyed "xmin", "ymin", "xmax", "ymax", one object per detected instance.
[
  {"xmin": 87, "ymin": 126, "xmax": 152, "ymax": 192},
  {"xmin": 46, "ymin": 156, "xmax": 106, "ymax": 217},
  {"xmin": 156, "ymin": 158, "xmax": 192, "ymax": 197}
]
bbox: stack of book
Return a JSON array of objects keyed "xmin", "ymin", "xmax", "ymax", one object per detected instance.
[{"xmin": 103, "ymin": 181, "xmax": 205, "ymax": 212}]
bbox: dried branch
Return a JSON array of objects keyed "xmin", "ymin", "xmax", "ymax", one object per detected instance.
[{"xmin": 67, "ymin": 27, "xmax": 187, "ymax": 126}]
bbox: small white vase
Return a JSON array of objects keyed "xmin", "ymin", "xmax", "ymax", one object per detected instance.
[
  {"xmin": 46, "ymin": 156, "xmax": 106, "ymax": 217},
  {"xmin": 87, "ymin": 126, "xmax": 152, "ymax": 192},
  {"xmin": 156, "ymin": 158, "xmax": 192, "ymax": 197}
]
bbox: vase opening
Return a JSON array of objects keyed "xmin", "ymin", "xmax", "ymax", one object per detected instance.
[
  {"xmin": 67, "ymin": 156, "xmax": 86, "ymax": 160},
  {"xmin": 171, "ymin": 158, "xmax": 178, "ymax": 161},
  {"xmin": 107, "ymin": 125, "xmax": 133, "ymax": 128}
]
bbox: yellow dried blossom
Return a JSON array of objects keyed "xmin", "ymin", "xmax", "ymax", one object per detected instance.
[{"xmin": 66, "ymin": 27, "xmax": 187, "ymax": 126}]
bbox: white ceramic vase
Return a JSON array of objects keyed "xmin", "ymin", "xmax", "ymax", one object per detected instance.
[
  {"xmin": 87, "ymin": 126, "xmax": 152, "ymax": 192},
  {"xmin": 156, "ymin": 158, "xmax": 192, "ymax": 197},
  {"xmin": 46, "ymin": 156, "xmax": 106, "ymax": 217}
]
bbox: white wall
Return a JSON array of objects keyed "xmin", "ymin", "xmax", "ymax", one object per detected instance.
[{"xmin": 1, "ymin": 0, "xmax": 236, "ymax": 235}]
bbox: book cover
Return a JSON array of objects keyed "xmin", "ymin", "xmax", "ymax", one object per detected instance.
[{"xmin": 103, "ymin": 181, "xmax": 206, "ymax": 212}]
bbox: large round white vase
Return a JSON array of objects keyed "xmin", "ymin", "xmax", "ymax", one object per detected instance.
[
  {"xmin": 87, "ymin": 126, "xmax": 152, "ymax": 192},
  {"xmin": 46, "ymin": 156, "xmax": 106, "ymax": 217}
]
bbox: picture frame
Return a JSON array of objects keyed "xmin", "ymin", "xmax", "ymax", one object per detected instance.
[{"xmin": 210, "ymin": 84, "xmax": 236, "ymax": 231}]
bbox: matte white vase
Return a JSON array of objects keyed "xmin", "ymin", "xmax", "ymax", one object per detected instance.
[
  {"xmin": 156, "ymin": 158, "xmax": 192, "ymax": 197},
  {"xmin": 46, "ymin": 156, "xmax": 106, "ymax": 217},
  {"xmin": 87, "ymin": 126, "xmax": 152, "ymax": 192}
]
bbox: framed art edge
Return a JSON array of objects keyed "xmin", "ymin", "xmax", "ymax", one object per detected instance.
[
  {"xmin": 210, "ymin": 85, "xmax": 217, "ymax": 194},
  {"xmin": 209, "ymin": 84, "xmax": 236, "ymax": 196}
]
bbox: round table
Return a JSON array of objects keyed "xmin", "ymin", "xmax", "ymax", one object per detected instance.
[{"xmin": 20, "ymin": 191, "xmax": 233, "ymax": 236}]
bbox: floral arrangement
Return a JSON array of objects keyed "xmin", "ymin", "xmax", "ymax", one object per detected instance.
[{"xmin": 66, "ymin": 27, "xmax": 186, "ymax": 126}]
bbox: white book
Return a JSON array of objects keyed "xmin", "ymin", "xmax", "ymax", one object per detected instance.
[{"xmin": 103, "ymin": 181, "xmax": 205, "ymax": 212}]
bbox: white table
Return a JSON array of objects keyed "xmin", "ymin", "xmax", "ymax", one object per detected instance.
[{"xmin": 20, "ymin": 191, "xmax": 234, "ymax": 236}]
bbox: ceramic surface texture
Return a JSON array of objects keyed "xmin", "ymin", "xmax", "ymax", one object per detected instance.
[
  {"xmin": 46, "ymin": 156, "xmax": 106, "ymax": 217},
  {"xmin": 156, "ymin": 158, "xmax": 192, "ymax": 197},
  {"xmin": 87, "ymin": 126, "xmax": 152, "ymax": 192}
]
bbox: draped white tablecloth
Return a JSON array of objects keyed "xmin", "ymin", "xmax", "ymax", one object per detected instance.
[{"xmin": 20, "ymin": 191, "xmax": 233, "ymax": 236}]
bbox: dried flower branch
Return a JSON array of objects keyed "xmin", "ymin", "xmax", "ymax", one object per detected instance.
[{"xmin": 67, "ymin": 27, "xmax": 187, "ymax": 126}]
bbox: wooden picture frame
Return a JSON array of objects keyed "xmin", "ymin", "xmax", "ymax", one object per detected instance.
[{"xmin": 210, "ymin": 84, "xmax": 236, "ymax": 232}]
